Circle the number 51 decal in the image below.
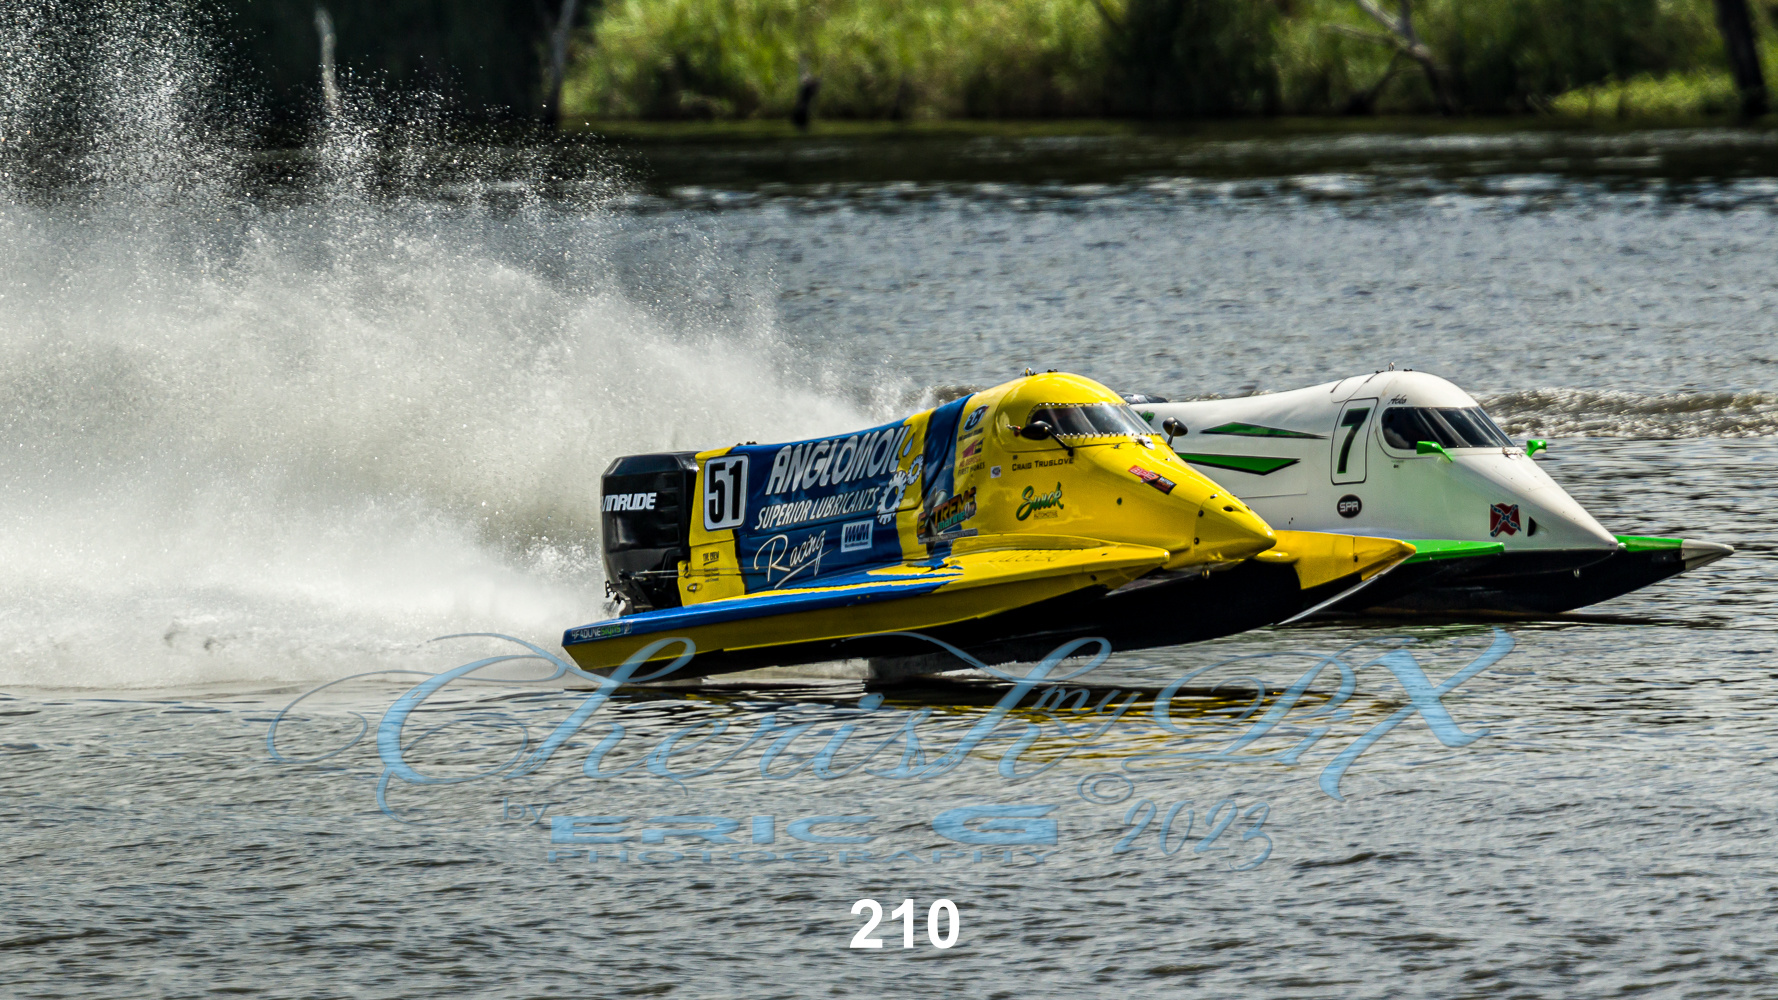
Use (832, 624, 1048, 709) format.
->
(703, 455, 749, 531)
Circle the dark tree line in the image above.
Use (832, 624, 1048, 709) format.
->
(29, 0, 1760, 124)
(1110, 0, 1767, 118)
(207, 0, 587, 122)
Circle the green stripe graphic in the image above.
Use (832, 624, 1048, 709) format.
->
(1200, 421, 1326, 440)
(1177, 453, 1300, 476)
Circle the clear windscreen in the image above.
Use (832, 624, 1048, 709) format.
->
(1381, 406, 1514, 450)
(1025, 402, 1154, 438)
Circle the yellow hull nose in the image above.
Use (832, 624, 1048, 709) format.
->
(1164, 494, 1277, 569)
(1255, 530, 1418, 591)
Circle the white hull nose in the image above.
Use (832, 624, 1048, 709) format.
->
(1681, 540, 1734, 571)
(1448, 452, 1619, 552)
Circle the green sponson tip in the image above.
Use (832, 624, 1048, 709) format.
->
(1400, 539, 1506, 564)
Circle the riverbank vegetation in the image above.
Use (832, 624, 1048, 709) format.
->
(561, 0, 1773, 120)
(1549, 37, 1778, 116)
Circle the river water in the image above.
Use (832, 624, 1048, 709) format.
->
(5, 15, 1778, 995)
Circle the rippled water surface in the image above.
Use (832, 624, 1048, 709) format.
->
(5, 21, 1778, 992)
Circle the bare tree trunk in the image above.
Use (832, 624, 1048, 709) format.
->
(1712, 0, 1768, 119)
(792, 57, 821, 130)
(313, 6, 341, 118)
(541, 0, 580, 127)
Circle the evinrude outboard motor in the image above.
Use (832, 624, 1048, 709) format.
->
(601, 452, 697, 613)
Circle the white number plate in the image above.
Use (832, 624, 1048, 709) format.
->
(702, 455, 748, 531)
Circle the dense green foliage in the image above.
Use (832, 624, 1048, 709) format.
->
(564, 0, 1109, 118)
(1276, 0, 1721, 114)
(563, 0, 1768, 119)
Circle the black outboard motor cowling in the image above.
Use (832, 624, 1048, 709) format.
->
(601, 452, 697, 613)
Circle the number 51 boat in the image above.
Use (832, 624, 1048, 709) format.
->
(566, 371, 1415, 677)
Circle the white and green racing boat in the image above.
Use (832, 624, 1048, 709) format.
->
(1124, 370, 1732, 615)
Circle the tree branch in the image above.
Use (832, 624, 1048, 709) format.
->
(1351, 0, 1403, 35)
(1323, 23, 1400, 48)
(541, 0, 581, 127)
(1340, 0, 1455, 113)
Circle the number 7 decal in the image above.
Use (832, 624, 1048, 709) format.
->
(1331, 400, 1374, 485)
(703, 455, 749, 531)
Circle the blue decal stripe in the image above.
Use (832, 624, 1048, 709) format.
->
(563, 576, 953, 646)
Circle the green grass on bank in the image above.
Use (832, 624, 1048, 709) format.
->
(1550, 38, 1778, 116)
(562, 0, 1770, 121)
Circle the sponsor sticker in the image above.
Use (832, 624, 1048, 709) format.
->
(840, 519, 873, 553)
(567, 621, 632, 643)
(962, 405, 988, 432)
(763, 425, 913, 497)
(603, 492, 658, 512)
(1016, 484, 1065, 521)
(697, 416, 920, 595)
(921, 487, 978, 536)
(990, 465, 1002, 478)
(753, 487, 883, 532)
(1127, 464, 1176, 495)
(875, 457, 923, 526)
(1337, 494, 1362, 518)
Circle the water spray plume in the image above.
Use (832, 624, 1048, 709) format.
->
(0, 1, 882, 689)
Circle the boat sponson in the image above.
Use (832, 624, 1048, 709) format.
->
(562, 541, 1172, 674)
(1324, 535, 1732, 616)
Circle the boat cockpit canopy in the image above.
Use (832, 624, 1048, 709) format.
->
(1025, 401, 1154, 439)
(1381, 406, 1514, 451)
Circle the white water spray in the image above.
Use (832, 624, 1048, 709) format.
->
(0, 3, 887, 688)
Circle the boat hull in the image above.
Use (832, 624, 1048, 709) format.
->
(563, 532, 1413, 679)
(1132, 372, 1734, 614)
(1317, 537, 1733, 616)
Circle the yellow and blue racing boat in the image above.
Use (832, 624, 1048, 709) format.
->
(566, 372, 1415, 678)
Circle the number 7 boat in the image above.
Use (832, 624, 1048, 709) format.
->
(1125, 370, 1732, 616)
